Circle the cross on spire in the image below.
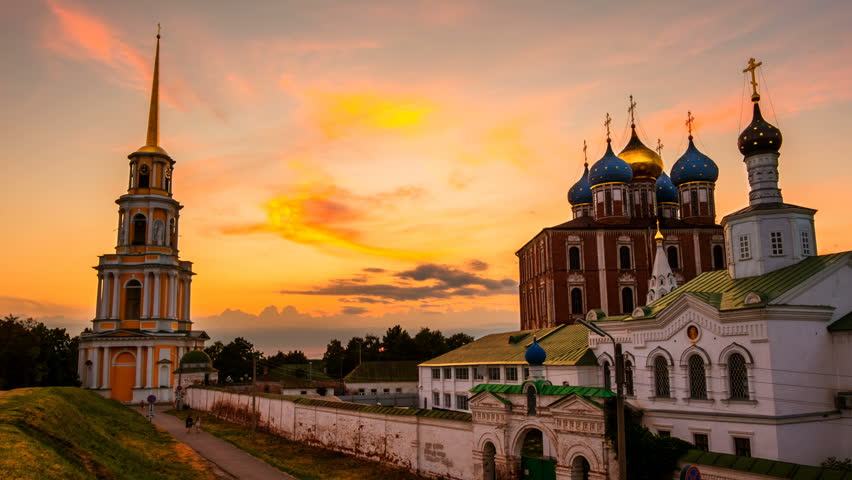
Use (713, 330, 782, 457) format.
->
(628, 95, 637, 127)
(656, 138, 663, 156)
(685, 111, 695, 139)
(743, 57, 763, 101)
(582, 139, 588, 166)
(604, 113, 612, 142)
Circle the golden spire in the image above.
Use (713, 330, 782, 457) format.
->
(146, 24, 161, 147)
(628, 94, 637, 128)
(582, 139, 588, 167)
(685, 111, 695, 139)
(654, 220, 663, 242)
(743, 57, 763, 102)
(604, 113, 612, 142)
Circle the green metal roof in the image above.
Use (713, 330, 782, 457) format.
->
(616, 252, 851, 321)
(470, 382, 615, 398)
(681, 449, 852, 479)
(343, 361, 419, 383)
(420, 324, 596, 367)
(828, 311, 852, 332)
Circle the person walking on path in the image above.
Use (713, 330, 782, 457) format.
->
(194, 416, 202, 433)
(185, 415, 194, 434)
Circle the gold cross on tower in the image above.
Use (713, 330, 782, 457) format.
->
(628, 95, 637, 127)
(685, 111, 695, 139)
(656, 138, 664, 156)
(582, 139, 588, 166)
(604, 113, 612, 141)
(743, 57, 763, 101)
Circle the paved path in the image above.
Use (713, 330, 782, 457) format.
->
(145, 405, 296, 480)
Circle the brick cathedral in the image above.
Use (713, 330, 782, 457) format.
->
(517, 105, 726, 329)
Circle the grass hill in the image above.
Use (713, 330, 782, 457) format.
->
(0, 387, 215, 480)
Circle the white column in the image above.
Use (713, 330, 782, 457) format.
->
(135, 346, 142, 388)
(146, 346, 154, 388)
(95, 274, 103, 318)
(183, 278, 191, 322)
(102, 347, 110, 389)
(142, 272, 150, 318)
(90, 347, 99, 388)
(111, 272, 120, 319)
(77, 348, 86, 386)
(153, 273, 161, 318)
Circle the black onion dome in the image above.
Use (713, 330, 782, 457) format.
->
(738, 102, 782, 157)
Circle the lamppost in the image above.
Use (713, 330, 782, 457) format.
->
(578, 317, 627, 480)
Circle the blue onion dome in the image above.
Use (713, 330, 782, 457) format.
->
(525, 337, 547, 366)
(568, 164, 593, 205)
(738, 101, 782, 157)
(589, 141, 634, 187)
(618, 127, 664, 179)
(670, 137, 719, 186)
(655, 172, 679, 204)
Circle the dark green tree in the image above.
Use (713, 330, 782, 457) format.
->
(413, 327, 448, 359)
(0, 315, 79, 389)
(322, 339, 346, 378)
(211, 337, 257, 383)
(382, 325, 416, 360)
(446, 332, 474, 350)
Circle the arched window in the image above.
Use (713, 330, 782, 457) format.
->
(690, 190, 699, 216)
(169, 218, 177, 248)
(164, 166, 172, 192)
(713, 245, 725, 269)
(602, 361, 611, 390)
(124, 280, 142, 319)
(132, 214, 147, 246)
(688, 355, 707, 399)
(667, 245, 679, 269)
(568, 246, 581, 270)
(526, 385, 537, 415)
(621, 287, 634, 313)
(605, 190, 613, 216)
(571, 456, 591, 480)
(625, 360, 634, 396)
(570, 288, 584, 314)
(619, 246, 631, 269)
(654, 356, 670, 397)
(728, 353, 749, 400)
(138, 163, 150, 189)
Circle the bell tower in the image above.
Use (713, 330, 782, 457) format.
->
(77, 27, 208, 403)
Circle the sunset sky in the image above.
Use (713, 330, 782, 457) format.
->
(3, 0, 852, 355)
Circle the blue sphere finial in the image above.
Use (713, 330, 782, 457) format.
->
(525, 337, 547, 366)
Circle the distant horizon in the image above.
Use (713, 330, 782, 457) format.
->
(3, 0, 852, 356)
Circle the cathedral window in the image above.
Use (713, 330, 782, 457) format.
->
(602, 361, 611, 390)
(605, 190, 613, 216)
(667, 246, 679, 269)
(124, 280, 142, 319)
(713, 245, 725, 269)
(169, 217, 177, 248)
(568, 246, 581, 270)
(738, 235, 751, 260)
(619, 246, 632, 269)
(131, 214, 147, 246)
(621, 287, 634, 313)
(640, 189, 648, 217)
(570, 288, 584, 315)
(526, 384, 537, 415)
(138, 163, 150, 189)
(625, 360, 634, 396)
(770, 231, 784, 256)
(800, 231, 811, 256)
(690, 190, 699, 216)
(688, 355, 708, 399)
(653, 356, 670, 397)
(728, 353, 749, 400)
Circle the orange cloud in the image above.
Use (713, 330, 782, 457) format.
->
(224, 184, 436, 261)
(305, 91, 435, 139)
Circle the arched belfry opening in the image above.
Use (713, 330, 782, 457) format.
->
(132, 214, 147, 245)
(124, 280, 142, 319)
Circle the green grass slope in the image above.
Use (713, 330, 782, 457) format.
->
(0, 387, 214, 480)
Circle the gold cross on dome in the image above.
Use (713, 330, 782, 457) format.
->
(604, 113, 612, 140)
(628, 95, 637, 126)
(582, 140, 588, 166)
(743, 57, 763, 98)
(656, 138, 664, 156)
(685, 111, 695, 137)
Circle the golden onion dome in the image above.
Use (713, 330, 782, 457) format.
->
(133, 144, 169, 156)
(618, 127, 664, 179)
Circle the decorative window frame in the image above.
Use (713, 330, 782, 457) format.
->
(738, 234, 751, 260)
(679, 345, 713, 402)
(619, 285, 636, 314)
(569, 285, 585, 316)
(567, 244, 583, 271)
(618, 243, 633, 270)
(769, 231, 784, 256)
(718, 343, 756, 404)
(646, 347, 675, 400)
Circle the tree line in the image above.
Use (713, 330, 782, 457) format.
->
(0, 315, 79, 389)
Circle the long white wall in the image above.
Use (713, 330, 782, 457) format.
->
(186, 387, 474, 479)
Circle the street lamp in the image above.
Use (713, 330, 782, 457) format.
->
(577, 317, 627, 480)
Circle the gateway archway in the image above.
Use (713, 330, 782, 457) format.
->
(517, 428, 556, 480)
(110, 351, 136, 402)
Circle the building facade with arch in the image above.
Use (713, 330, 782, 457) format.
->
(76, 32, 209, 403)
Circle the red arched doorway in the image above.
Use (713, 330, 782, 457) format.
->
(111, 351, 136, 402)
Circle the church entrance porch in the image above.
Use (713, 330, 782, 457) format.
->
(110, 351, 136, 402)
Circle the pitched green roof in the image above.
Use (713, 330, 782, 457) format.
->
(470, 383, 614, 398)
(420, 324, 596, 367)
(681, 449, 852, 479)
(828, 311, 852, 332)
(619, 252, 851, 321)
(344, 361, 419, 383)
